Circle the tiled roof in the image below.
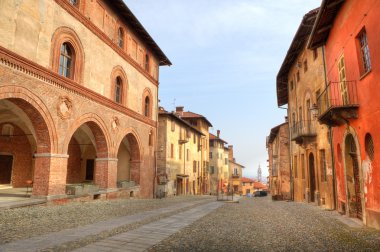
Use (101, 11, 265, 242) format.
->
(209, 133, 228, 144)
(159, 110, 205, 136)
(241, 177, 255, 183)
(181, 111, 213, 127)
(254, 182, 267, 190)
(267, 122, 287, 145)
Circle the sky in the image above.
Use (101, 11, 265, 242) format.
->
(125, 0, 321, 180)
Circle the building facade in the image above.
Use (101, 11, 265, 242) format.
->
(0, 0, 170, 200)
(156, 108, 204, 196)
(175, 107, 212, 194)
(267, 122, 291, 200)
(309, 0, 380, 229)
(209, 131, 229, 195)
(276, 8, 335, 209)
(228, 145, 244, 194)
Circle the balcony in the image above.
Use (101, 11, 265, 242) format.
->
(317, 81, 359, 126)
(291, 120, 317, 145)
(232, 174, 240, 179)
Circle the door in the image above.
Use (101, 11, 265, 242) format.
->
(0, 155, 13, 184)
(309, 153, 316, 202)
(338, 55, 348, 105)
(85, 159, 94, 181)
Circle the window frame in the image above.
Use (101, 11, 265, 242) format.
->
(356, 28, 372, 77)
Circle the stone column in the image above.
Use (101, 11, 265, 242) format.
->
(32, 153, 69, 198)
(94, 158, 118, 189)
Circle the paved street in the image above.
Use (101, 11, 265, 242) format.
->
(0, 196, 380, 251)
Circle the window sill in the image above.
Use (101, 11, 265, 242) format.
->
(360, 69, 372, 80)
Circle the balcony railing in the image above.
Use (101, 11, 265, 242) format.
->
(291, 120, 317, 145)
(317, 81, 359, 126)
(232, 174, 240, 178)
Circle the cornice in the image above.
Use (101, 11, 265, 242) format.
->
(0, 45, 157, 128)
(54, 0, 159, 86)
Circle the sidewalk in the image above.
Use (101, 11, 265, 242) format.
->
(0, 198, 219, 252)
(74, 201, 222, 252)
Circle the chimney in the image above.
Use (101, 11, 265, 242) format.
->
(175, 106, 184, 116)
(217, 130, 220, 138)
(228, 145, 234, 161)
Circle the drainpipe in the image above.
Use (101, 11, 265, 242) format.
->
(322, 45, 337, 210)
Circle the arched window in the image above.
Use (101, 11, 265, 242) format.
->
(118, 27, 124, 48)
(365, 133, 374, 161)
(145, 54, 150, 72)
(59, 43, 74, 79)
(144, 96, 150, 117)
(114, 77, 123, 103)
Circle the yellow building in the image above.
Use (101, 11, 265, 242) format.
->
(276, 9, 335, 209)
(157, 108, 204, 196)
(175, 107, 212, 194)
(209, 131, 229, 195)
(227, 145, 245, 194)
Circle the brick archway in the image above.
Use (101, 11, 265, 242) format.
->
(117, 129, 142, 185)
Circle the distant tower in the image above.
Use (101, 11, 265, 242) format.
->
(257, 164, 262, 182)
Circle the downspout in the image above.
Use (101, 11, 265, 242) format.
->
(322, 45, 337, 210)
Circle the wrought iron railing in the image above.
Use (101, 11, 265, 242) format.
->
(317, 81, 359, 117)
(291, 120, 317, 140)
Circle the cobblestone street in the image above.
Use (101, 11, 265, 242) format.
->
(1, 196, 380, 251)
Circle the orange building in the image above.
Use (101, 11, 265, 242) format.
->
(309, 0, 380, 229)
(241, 177, 255, 196)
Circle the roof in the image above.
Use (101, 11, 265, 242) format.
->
(181, 111, 213, 127)
(229, 159, 245, 169)
(276, 8, 319, 106)
(109, 0, 171, 66)
(253, 182, 267, 190)
(308, 0, 345, 49)
(267, 122, 287, 144)
(159, 110, 205, 136)
(209, 133, 228, 144)
(241, 177, 255, 183)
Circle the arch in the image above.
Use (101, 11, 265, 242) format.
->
(110, 66, 128, 106)
(142, 88, 153, 118)
(116, 128, 142, 185)
(63, 113, 110, 158)
(343, 132, 363, 220)
(0, 86, 57, 153)
(50, 26, 85, 83)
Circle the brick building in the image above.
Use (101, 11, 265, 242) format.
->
(276, 8, 335, 209)
(209, 131, 229, 195)
(309, 0, 380, 229)
(156, 108, 204, 196)
(0, 0, 170, 200)
(267, 122, 291, 200)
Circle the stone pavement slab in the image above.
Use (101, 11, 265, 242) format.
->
(73, 201, 223, 252)
(0, 199, 211, 252)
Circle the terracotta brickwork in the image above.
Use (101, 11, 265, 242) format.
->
(0, 0, 169, 199)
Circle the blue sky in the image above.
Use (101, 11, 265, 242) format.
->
(125, 0, 321, 180)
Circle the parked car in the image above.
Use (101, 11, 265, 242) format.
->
(254, 190, 267, 197)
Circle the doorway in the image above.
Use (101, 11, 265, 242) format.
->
(309, 153, 316, 202)
(85, 159, 94, 181)
(0, 155, 13, 184)
(345, 134, 362, 220)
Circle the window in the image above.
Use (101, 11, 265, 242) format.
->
(296, 71, 300, 82)
(117, 27, 124, 48)
(114, 77, 122, 103)
(365, 133, 374, 161)
(193, 133, 196, 144)
(233, 168, 238, 175)
(210, 141, 214, 147)
(209, 152, 213, 159)
(1, 124, 14, 136)
(148, 130, 153, 146)
(179, 145, 182, 160)
(320, 150, 327, 182)
(186, 149, 190, 161)
(290, 80, 294, 91)
(145, 54, 150, 72)
(59, 43, 73, 78)
(170, 144, 174, 158)
(210, 166, 215, 174)
(301, 154, 305, 179)
(338, 55, 348, 104)
(144, 96, 150, 117)
(313, 48, 318, 60)
(69, 0, 78, 6)
(193, 161, 197, 173)
(357, 29, 371, 75)
(304, 59, 308, 73)
(171, 120, 175, 132)
(225, 158, 228, 165)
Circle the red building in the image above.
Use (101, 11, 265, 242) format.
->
(309, 0, 380, 229)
